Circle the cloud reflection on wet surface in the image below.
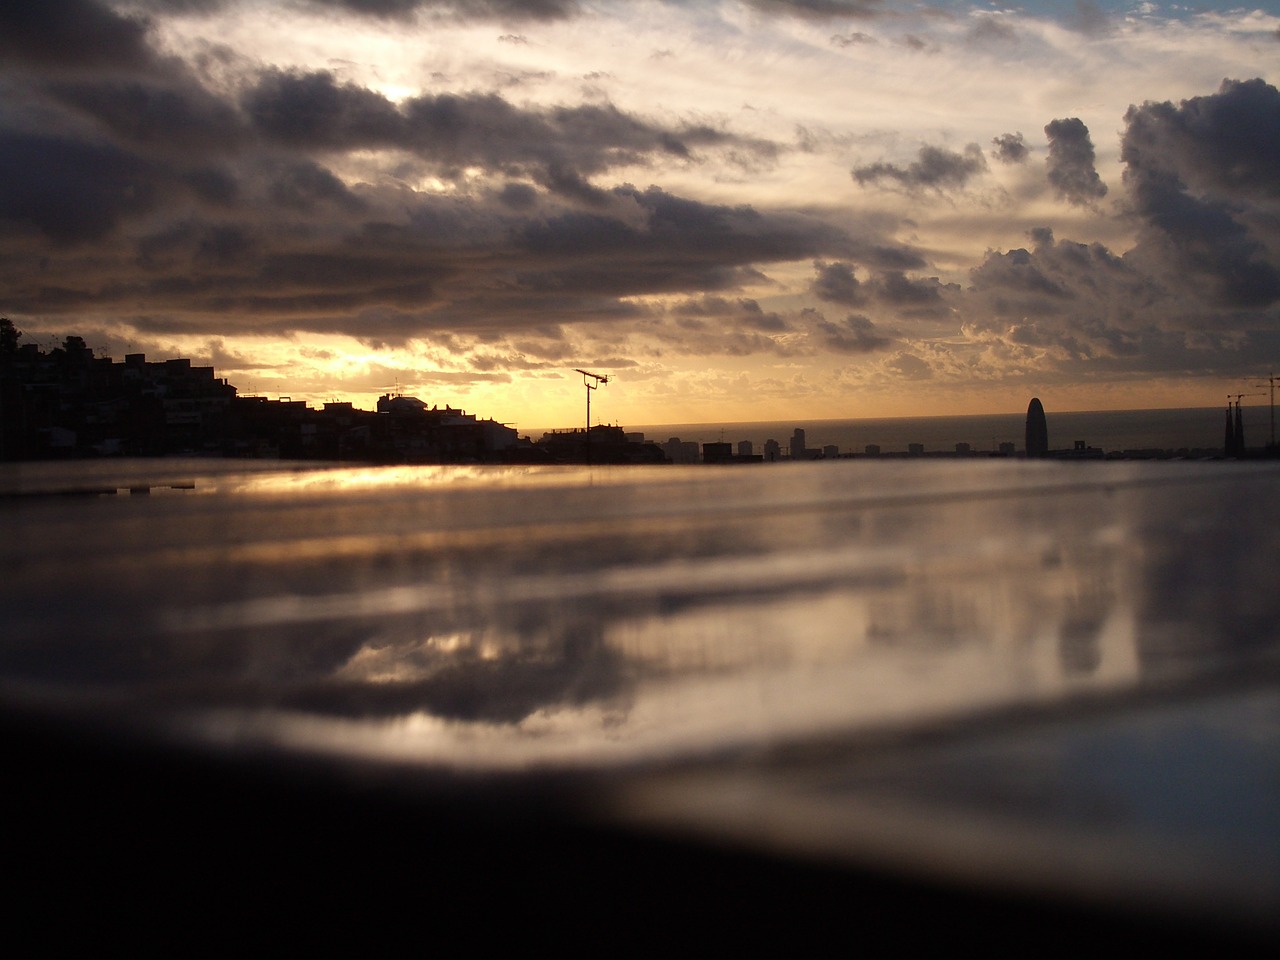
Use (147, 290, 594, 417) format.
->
(1, 459, 1268, 762)
(2, 458, 1277, 936)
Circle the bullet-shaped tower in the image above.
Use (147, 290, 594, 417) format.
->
(1026, 397, 1048, 458)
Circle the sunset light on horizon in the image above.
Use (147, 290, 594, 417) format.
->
(4, 1, 1279, 429)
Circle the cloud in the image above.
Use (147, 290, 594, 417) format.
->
(951, 79, 1280, 380)
(885, 351, 932, 380)
(300, 0, 581, 21)
(811, 261, 864, 305)
(0, 0, 156, 71)
(991, 132, 1028, 164)
(853, 144, 987, 192)
(813, 312, 892, 354)
(46, 75, 246, 154)
(0, 131, 167, 243)
(1121, 79, 1280, 309)
(1121, 78, 1280, 202)
(1044, 117, 1108, 206)
(3, 147, 866, 342)
(1063, 0, 1112, 38)
(744, 0, 888, 18)
(966, 14, 1018, 46)
(3, 2, 1276, 410)
(831, 32, 875, 47)
(282, 618, 633, 724)
(866, 271, 959, 318)
(958, 224, 1273, 381)
(239, 68, 773, 189)
(673, 295, 789, 332)
(2, 7, 846, 342)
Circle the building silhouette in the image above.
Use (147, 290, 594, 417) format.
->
(702, 441, 733, 464)
(790, 428, 806, 460)
(1026, 398, 1049, 458)
(0, 332, 538, 463)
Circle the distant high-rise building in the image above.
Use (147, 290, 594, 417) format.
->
(737, 440, 753, 458)
(702, 441, 733, 464)
(1026, 397, 1048, 458)
(763, 438, 781, 462)
(790, 428, 806, 460)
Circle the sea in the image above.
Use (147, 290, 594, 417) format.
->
(616, 406, 1270, 456)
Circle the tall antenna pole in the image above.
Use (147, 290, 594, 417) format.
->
(575, 369, 608, 464)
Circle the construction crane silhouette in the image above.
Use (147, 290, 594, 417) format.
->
(1229, 392, 1265, 409)
(576, 369, 609, 464)
(576, 369, 609, 433)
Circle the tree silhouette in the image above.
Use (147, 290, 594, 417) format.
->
(0, 318, 19, 356)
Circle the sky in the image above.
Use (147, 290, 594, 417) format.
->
(2, 1, 1279, 430)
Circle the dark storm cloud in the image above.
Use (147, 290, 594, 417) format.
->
(0, 0, 826, 339)
(861, 244, 928, 272)
(243, 69, 403, 149)
(1044, 117, 1107, 205)
(301, 0, 581, 21)
(867, 271, 959, 317)
(242, 69, 766, 187)
(812, 261, 864, 305)
(967, 242, 1077, 309)
(0, 131, 165, 243)
(4, 154, 865, 342)
(46, 76, 245, 154)
(519, 186, 855, 277)
(743, 0, 887, 16)
(0, 0, 156, 71)
(498, 182, 539, 210)
(956, 79, 1280, 378)
(853, 144, 987, 192)
(673, 295, 789, 332)
(267, 160, 365, 212)
(991, 132, 1028, 163)
(1122, 78, 1280, 201)
(31, 0, 1261, 392)
(1121, 79, 1280, 309)
(130, 0, 890, 24)
(811, 261, 957, 320)
(960, 227, 1275, 378)
(1124, 170, 1280, 308)
(814, 312, 892, 354)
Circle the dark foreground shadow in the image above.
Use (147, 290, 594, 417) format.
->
(4, 704, 1272, 955)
